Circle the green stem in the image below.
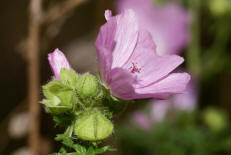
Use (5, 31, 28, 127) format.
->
(187, 0, 201, 78)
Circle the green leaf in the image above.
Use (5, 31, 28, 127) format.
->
(53, 113, 75, 126)
(94, 146, 117, 154)
(86, 146, 95, 155)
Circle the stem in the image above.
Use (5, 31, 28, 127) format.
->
(27, 0, 42, 154)
(187, 0, 201, 78)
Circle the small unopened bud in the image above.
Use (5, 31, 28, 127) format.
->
(77, 73, 100, 99)
(74, 109, 114, 141)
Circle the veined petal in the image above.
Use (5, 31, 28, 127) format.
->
(111, 9, 139, 68)
(95, 13, 117, 51)
(96, 47, 112, 84)
(48, 49, 71, 79)
(116, 0, 189, 55)
(132, 73, 190, 99)
(123, 30, 184, 87)
(100, 10, 138, 68)
(95, 9, 139, 83)
(95, 13, 116, 83)
(108, 68, 135, 100)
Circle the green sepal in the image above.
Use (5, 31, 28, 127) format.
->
(74, 110, 114, 141)
(76, 73, 100, 100)
(60, 68, 79, 88)
(42, 80, 74, 114)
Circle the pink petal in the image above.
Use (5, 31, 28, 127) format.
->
(95, 13, 117, 52)
(133, 73, 191, 99)
(48, 48, 71, 79)
(96, 47, 113, 84)
(95, 9, 139, 76)
(111, 9, 139, 68)
(116, 0, 189, 55)
(108, 68, 135, 100)
(123, 30, 184, 87)
(105, 10, 112, 21)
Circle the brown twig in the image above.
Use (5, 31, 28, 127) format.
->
(21, 0, 87, 154)
(27, 0, 42, 154)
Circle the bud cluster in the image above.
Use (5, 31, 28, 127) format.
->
(41, 68, 114, 142)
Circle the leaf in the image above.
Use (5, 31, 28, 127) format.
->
(86, 146, 95, 155)
(53, 113, 75, 126)
(94, 146, 117, 154)
(55, 128, 87, 155)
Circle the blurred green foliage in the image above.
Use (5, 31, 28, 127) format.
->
(118, 109, 231, 155)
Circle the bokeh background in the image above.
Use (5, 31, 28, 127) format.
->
(1, 0, 231, 154)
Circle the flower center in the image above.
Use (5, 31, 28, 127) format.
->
(129, 62, 141, 74)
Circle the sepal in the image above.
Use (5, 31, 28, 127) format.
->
(42, 80, 74, 114)
(74, 109, 114, 141)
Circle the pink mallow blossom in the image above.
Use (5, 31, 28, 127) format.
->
(48, 48, 72, 79)
(95, 9, 190, 100)
(116, 0, 189, 55)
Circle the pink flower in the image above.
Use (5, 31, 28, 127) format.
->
(48, 48, 72, 79)
(116, 0, 189, 55)
(95, 10, 190, 100)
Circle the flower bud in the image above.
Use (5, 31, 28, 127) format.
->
(77, 73, 100, 99)
(74, 110, 114, 141)
(42, 80, 74, 114)
(48, 49, 72, 79)
(60, 68, 79, 88)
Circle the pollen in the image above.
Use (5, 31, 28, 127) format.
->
(129, 63, 141, 73)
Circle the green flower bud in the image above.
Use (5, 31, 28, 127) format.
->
(60, 68, 79, 88)
(74, 110, 114, 141)
(77, 73, 100, 99)
(42, 80, 74, 114)
(203, 107, 228, 132)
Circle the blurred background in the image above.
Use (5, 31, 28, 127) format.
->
(0, 0, 231, 154)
